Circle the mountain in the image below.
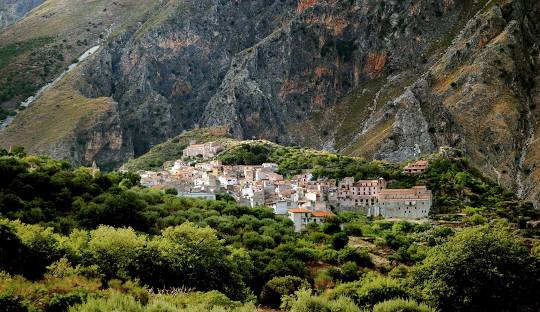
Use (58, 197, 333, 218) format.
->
(0, 0, 44, 29)
(1, 0, 540, 206)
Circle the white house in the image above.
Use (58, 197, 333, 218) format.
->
(272, 200, 297, 215)
(287, 208, 336, 232)
(288, 208, 313, 232)
(218, 175, 238, 187)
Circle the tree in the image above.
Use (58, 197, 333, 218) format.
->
(146, 222, 247, 300)
(339, 262, 359, 282)
(410, 223, 540, 312)
(164, 188, 178, 195)
(87, 226, 146, 281)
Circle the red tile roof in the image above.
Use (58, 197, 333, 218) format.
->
(312, 211, 336, 217)
(288, 208, 312, 213)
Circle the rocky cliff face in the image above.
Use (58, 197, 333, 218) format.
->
(352, 0, 540, 205)
(0, 0, 44, 29)
(74, 0, 468, 153)
(2, 0, 540, 205)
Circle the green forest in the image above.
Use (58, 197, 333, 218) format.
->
(1, 146, 540, 311)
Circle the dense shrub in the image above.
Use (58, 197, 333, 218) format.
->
(331, 232, 349, 250)
(373, 298, 435, 312)
(281, 289, 361, 312)
(259, 276, 309, 308)
(0, 294, 30, 312)
(330, 274, 409, 308)
(337, 247, 372, 267)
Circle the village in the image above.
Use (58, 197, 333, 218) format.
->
(137, 142, 433, 232)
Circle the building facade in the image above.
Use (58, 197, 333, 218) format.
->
(183, 142, 223, 159)
(371, 186, 432, 219)
(403, 160, 429, 174)
(287, 208, 335, 232)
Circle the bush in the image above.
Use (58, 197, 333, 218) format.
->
(373, 298, 435, 312)
(330, 274, 409, 308)
(344, 224, 363, 237)
(0, 294, 30, 312)
(281, 289, 361, 312)
(339, 262, 359, 282)
(467, 213, 487, 225)
(46, 291, 88, 312)
(338, 247, 372, 267)
(331, 232, 349, 250)
(259, 276, 309, 308)
(164, 188, 178, 195)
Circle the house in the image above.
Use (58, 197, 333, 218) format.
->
(311, 211, 336, 224)
(288, 208, 314, 232)
(262, 163, 279, 172)
(272, 200, 297, 215)
(292, 173, 313, 183)
(288, 208, 336, 232)
(218, 175, 238, 187)
(183, 142, 223, 159)
(403, 160, 429, 174)
(372, 186, 432, 219)
(255, 169, 283, 181)
(350, 178, 387, 208)
(241, 184, 265, 207)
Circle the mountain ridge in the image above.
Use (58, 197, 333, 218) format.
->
(1, 0, 540, 205)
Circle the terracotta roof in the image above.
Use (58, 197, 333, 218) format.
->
(311, 211, 336, 217)
(288, 208, 312, 213)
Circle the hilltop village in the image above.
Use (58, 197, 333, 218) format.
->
(135, 142, 432, 231)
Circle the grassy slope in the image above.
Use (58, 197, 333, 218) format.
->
(0, 0, 167, 152)
(122, 127, 235, 171)
(0, 0, 160, 108)
(0, 69, 115, 151)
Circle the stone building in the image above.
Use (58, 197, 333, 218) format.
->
(370, 186, 432, 219)
(337, 177, 386, 210)
(183, 142, 223, 158)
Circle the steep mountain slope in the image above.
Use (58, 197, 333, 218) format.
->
(0, 0, 44, 29)
(0, 0, 162, 110)
(1, 0, 540, 205)
(344, 0, 540, 205)
(0, 0, 471, 158)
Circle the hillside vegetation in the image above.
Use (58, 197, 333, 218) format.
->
(0, 147, 539, 311)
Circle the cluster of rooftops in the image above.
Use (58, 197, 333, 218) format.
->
(136, 142, 432, 232)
